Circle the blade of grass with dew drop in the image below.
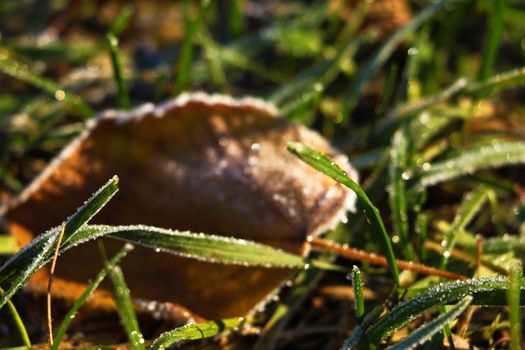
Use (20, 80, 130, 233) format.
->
(106, 33, 129, 110)
(340, 0, 459, 118)
(351, 266, 364, 320)
(507, 262, 522, 350)
(478, 0, 505, 81)
(389, 122, 414, 260)
(288, 142, 400, 284)
(0, 288, 30, 347)
(0, 56, 94, 119)
(108, 265, 145, 350)
(51, 244, 134, 350)
(357, 277, 525, 349)
(440, 186, 490, 269)
(387, 295, 473, 350)
(0, 176, 119, 308)
(150, 317, 247, 350)
(413, 140, 525, 187)
(97, 224, 304, 268)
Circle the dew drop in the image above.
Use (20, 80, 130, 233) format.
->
(250, 143, 261, 153)
(392, 235, 400, 244)
(408, 47, 419, 56)
(55, 90, 65, 101)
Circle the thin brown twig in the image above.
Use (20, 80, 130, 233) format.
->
(310, 237, 467, 280)
(47, 222, 66, 347)
(475, 235, 483, 275)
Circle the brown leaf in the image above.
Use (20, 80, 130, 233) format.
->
(2, 93, 357, 319)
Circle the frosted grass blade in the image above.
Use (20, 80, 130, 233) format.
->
(387, 296, 473, 350)
(108, 265, 145, 350)
(357, 277, 525, 349)
(151, 317, 246, 350)
(288, 142, 399, 284)
(413, 141, 525, 187)
(507, 263, 522, 350)
(351, 266, 364, 320)
(0, 176, 119, 309)
(389, 123, 414, 259)
(440, 187, 489, 269)
(102, 225, 304, 268)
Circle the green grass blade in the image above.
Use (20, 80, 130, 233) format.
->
(358, 277, 524, 349)
(0, 288, 31, 347)
(413, 140, 525, 187)
(150, 317, 247, 350)
(98, 224, 304, 268)
(106, 33, 130, 110)
(387, 295, 473, 350)
(340, 0, 456, 118)
(0, 176, 119, 308)
(227, 0, 244, 38)
(109, 5, 133, 37)
(108, 265, 144, 350)
(466, 66, 525, 95)
(175, 0, 212, 93)
(51, 244, 133, 350)
(440, 187, 490, 269)
(288, 142, 399, 284)
(478, 0, 505, 80)
(389, 123, 414, 259)
(507, 263, 522, 350)
(351, 266, 364, 320)
(0, 56, 94, 119)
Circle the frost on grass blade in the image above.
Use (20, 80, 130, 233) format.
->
(387, 296, 473, 350)
(413, 140, 525, 187)
(359, 277, 525, 348)
(288, 142, 399, 284)
(0, 176, 119, 310)
(103, 224, 304, 268)
(151, 317, 247, 350)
